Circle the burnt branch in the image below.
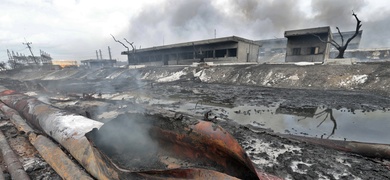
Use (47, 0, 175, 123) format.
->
(344, 11, 362, 48)
(336, 27, 344, 46)
(110, 34, 129, 52)
(312, 33, 340, 48)
(312, 11, 362, 58)
(123, 38, 136, 52)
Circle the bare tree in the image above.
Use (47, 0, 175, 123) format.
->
(314, 11, 362, 58)
(110, 34, 129, 51)
(123, 38, 137, 64)
(110, 34, 137, 64)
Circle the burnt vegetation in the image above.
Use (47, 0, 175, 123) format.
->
(314, 11, 362, 58)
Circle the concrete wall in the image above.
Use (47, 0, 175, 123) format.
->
(330, 49, 390, 60)
(128, 40, 259, 65)
(285, 34, 330, 63)
(237, 41, 259, 62)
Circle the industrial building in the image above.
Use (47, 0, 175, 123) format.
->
(80, 59, 117, 68)
(122, 36, 260, 65)
(284, 26, 332, 63)
(120, 28, 365, 65)
(257, 30, 363, 63)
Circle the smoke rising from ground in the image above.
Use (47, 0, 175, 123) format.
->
(116, 0, 389, 50)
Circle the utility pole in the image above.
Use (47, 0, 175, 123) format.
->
(23, 41, 38, 64)
(108, 46, 112, 60)
(96, 50, 99, 59)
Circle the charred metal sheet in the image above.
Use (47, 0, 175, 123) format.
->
(86, 113, 281, 180)
(0, 90, 281, 179)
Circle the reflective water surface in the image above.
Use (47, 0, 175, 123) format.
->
(164, 102, 390, 145)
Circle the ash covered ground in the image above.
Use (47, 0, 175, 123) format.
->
(0, 64, 390, 179)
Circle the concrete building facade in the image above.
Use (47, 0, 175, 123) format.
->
(122, 36, 260, 66)
(80, 59, 117, 68)
(284, 26, 332, 63)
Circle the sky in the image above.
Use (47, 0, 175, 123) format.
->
(1, 0, 390, 62)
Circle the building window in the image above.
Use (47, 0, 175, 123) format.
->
(215, 49, 226, 58)
(227, 48, 237, 57)
(308, 47, 319, 55)
(205, 50, 213, 58)
(292, 48, 301, 55)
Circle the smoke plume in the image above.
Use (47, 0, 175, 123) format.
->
(115, 0, 389, 50)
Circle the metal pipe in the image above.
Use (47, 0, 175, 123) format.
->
(29, 133, 94, 180)
(0, 128, 30, 180)
(0, 102, 93, 180)
(0, 91, 118, 180)
(0, 90, 281, 179)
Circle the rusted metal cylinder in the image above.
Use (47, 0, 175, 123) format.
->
(0, 102, 93, 179)
(28, 133, 93, 180)
(0, 129, 30, 180)
(0, 92, 118, 180)
(0, 102, 34, 134)
(0, 91, 281, 179)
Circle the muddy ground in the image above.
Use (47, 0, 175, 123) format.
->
(0, 64, 390, 179)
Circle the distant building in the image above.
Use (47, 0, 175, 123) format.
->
(256, 38, 287, 56)
(52, 60, 78, 68)
(7, 49, 52, 67)
(257, 30, 363, 63)
(284, 26, 332, 63)
(121, 36, 260, 65)
(256, 38, 287, 63)
(80, 59, 117, 68)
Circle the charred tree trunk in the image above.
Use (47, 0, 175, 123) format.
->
(313, 11, 362, 59)
(334, 12, 362, 58)
(336, 47, 347, 58)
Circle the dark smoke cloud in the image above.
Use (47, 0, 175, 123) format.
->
(311, 0, 366, 26)
(117, 0, 390, 49)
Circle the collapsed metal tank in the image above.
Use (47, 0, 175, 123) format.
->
(0, 90, 280, 179)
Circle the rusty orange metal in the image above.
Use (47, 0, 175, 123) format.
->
(29, 134, 94, 180)
(87, 113, 282, 179)
(0, 91, 118, 180)
(150, 120, 261, 179)
(0, 90, 15, 96)
(0, 101, 94, 179)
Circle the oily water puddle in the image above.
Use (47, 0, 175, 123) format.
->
(153, 100, 390, 145)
